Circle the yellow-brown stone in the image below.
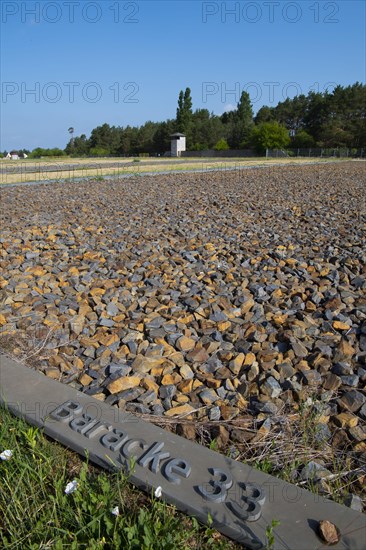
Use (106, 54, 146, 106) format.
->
(243, 352, 256, 366)
(79, 373, 93, 386)
(333, 321, 351, 331)
(334, 412, 358, 428)
(164, 404, 195, 417)
(107, 376, 141, 394)
(176, 336, 195, 352)
(178, 379, 194, 393)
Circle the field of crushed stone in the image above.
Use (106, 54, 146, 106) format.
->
(1, 162, 365, 500)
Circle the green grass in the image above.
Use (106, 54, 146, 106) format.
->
(0, 407, 238, 549)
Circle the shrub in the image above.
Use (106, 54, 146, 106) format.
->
(214, 138, 229, 151)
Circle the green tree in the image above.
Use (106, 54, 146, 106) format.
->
(135, 121, 161, 154)
(89, 123, 120, 155)
(214, 138, 229, 150)
(228, 91, 254, 148)
(176, 87, 193, 143)
(318, 122, 353, 148)
(274, 95, 308, 133)
(303, 91, 330, 143)
(117, 126, 139, 156)
(65, 134, 90, 156)
(291, 130, 315, 148)
(251, 121, 290, 153)
(190, 109, 225, 149)
(153, 119, 175, 154)
(254, 106, 274, 125)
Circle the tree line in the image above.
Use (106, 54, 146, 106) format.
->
(2, 82, 365, 158)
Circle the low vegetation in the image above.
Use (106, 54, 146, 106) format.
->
(0, 407, 238, 549)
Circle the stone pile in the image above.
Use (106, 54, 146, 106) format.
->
(0, 162, 365, 456)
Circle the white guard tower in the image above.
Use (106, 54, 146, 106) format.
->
(170, 133, 186, 157)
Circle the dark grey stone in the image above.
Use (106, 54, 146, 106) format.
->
(344, 494, 363, 513)
(99, 318, 115, 328)
(125, 403, 151, 415)
(106, 303, 119, 316)
(159, 385, 176, 399)
(340, 375, 359, 387)
(137, 389, 158, 405)
(107, 364, 131, 377)
(262, 377, 282, 398)
(208, 406, 221, 421)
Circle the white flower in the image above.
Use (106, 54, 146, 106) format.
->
(111, 506, 120, 516)
(154, 486, 162, 498)
(64, 480, 79, 494)
(0, 450, 13, 461)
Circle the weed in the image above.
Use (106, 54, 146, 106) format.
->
(265, 519, 280, 549)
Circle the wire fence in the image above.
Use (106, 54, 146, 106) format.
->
(266, 148, 365, 158)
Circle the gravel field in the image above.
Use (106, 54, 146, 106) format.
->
(1, 162, 366, 481)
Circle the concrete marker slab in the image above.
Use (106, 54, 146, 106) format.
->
(0, 353, 365, 549)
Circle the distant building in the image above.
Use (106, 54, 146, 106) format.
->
(170, 133, 186, 157)
(6, 151, 27, 160)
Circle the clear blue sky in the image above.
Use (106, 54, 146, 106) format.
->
(1, 0, 365, 151)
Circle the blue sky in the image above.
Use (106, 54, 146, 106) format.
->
(1, 0, 365, 151)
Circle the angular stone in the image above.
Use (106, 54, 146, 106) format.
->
(179, 364, 194, 379)
(300, 461, 332, 482)
(159, 384, 176, 399)
(176, 423, 196, 440)
(334, 412, 358, 429)
(220, 404, 239, 420)
(209, 406, 221, 420)
(302, 370, 322, 386)
(318, 520, 340, 544)
(177, 379, 194, 394)
(243, 352, 256, 366)
(333, 320, 351, 331)
(176, 336, 196, 352)
(211, 425, 229, 450)
(106, 302, 119, 316)
(107, 376, 141, 394)
(322, 373, 341, 391)
(199, 388, 218, 405)
(186, 347, 209, 363)
(132, 355, 165, 373)
(79, 373, 93, 386)
(164, 404, 195, 417)
(338, 390, 366, 413)
(262, 376, 282, 398)
(228, 353, 245, 375)
(69, 315, 85, 335)
(344, 494, 363, 513)
(348, 425, 366, 442)
(290, 338, 308, 358)
(337, 339, 355, 357)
